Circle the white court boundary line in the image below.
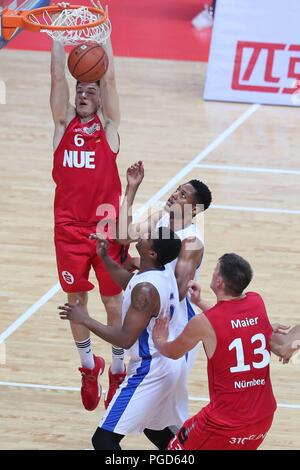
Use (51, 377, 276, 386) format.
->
(0, 381, 79, 392)
(195, 163, 300, 175)
(0, 380, 299, 410)
(211, 204, 300, 215)
(133, 104, 261, 220)
(188, 395, 300, 410)
(155, 201, 300, 215)
(0, 104, 260, 342)
(0, 283, 61, 342)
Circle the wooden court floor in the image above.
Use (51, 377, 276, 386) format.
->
(0, 49, 299, 450)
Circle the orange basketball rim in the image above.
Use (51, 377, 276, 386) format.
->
(1, 4, 108, 41)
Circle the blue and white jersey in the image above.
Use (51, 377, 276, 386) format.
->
(99, 266, 188, 435)
(156, 214, 204, 370)
(157, 213, 204, 282)
(157, 214, 204, 333)
(122, 267, 180, 361)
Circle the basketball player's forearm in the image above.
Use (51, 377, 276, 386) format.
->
(270, 325, 300, 358)
(160, 322, 202, 358)
(176, 245, 204, 301)
(156, 339, 187, 359)
(125, 182, 139, 208)
(197, 299, 212, 312)
(154, 315, 203, 358)
(101, 255, 132, 289)
(269, 333, 285, 357)
(51, 41, 67, 79)
(189, 295, 212, 312)
(117, 184, 139, 243)
(83, 317, 127, 348)
(100, 37, 120, 126)
(102, 36, 115, 78)
(176, 269, 195, 301)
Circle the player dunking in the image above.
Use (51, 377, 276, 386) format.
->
(50, 20, 126, 410)
(153, 253, 278, 450)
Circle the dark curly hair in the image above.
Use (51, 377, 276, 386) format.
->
(188, 180, 212, 211)
(152, 227, 182, 266)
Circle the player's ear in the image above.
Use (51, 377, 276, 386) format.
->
(192, 203, 202, 217)
(217, 275, 225, 290)
(149, 249, 157, 262)
(192, 204, 197, 217)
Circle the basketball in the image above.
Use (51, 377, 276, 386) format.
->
(67, 43, 109, 83)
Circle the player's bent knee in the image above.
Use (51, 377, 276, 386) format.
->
(68, 291, 88, 306)
(101, 294, 123, 325)
(101, 293, 122, 309)
(92, 427, 123, 450)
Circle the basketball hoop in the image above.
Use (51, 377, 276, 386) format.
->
(1, 4, 111, 44)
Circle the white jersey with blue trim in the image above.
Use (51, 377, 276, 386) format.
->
(122, 267, 181, 361)
(99, 266, 188, 435)
(157, 214, 204, 370)
(157, 213, 204, 281)
(157, 214, 203, 331)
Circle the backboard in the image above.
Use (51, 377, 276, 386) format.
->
(0, 0, 50, 48)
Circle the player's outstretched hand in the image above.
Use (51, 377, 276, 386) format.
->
(153, 312, 169, 350)
(280, 338, 300, 364)
(188, 280, 201, 305)
(127, 161, 144, 188)
(96, 240, 107, 259)
(58, 302, 88, 324)
(90, 233, 109, 259)
(91, 0, 106, 12)
(57, 2, 70, 9)
(96, 238, 108, 259)
(272, 323, 291, 335)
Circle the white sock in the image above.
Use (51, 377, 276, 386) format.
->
(111, 346, 125, 374)
(75, 338, 95, 369)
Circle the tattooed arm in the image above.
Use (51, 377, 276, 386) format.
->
(59, 281, 160, 349)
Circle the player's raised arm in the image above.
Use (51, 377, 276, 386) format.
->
(117, 161, 162, 244)
(92, 236, 133, 289)
(187, 280, 213, 312)
(98, 32, 120, 153)
(175, 237, 204, 301)
(50, 40, 75, 150)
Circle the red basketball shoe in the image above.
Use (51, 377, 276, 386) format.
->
(79, 355, 105, 411)
(104, 366, 126, 409)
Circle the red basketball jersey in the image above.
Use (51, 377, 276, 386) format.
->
(52, 115, 121, 226)
(201, 292, 276, 433)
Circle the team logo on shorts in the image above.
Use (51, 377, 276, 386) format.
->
(62, 271, 74, 284)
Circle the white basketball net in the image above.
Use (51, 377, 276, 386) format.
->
(29, 7, 111, 45)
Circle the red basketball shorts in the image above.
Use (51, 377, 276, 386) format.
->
(54, 224, 128, 296)
(167, 413, 274, 451)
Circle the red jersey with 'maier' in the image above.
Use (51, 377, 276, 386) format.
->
(52, 114, 121, 225)
(201, 292, 276, 433)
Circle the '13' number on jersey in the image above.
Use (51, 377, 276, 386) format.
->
(229, 333, 270, 373)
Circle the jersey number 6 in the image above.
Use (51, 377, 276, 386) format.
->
(74, 134, 85, 147)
